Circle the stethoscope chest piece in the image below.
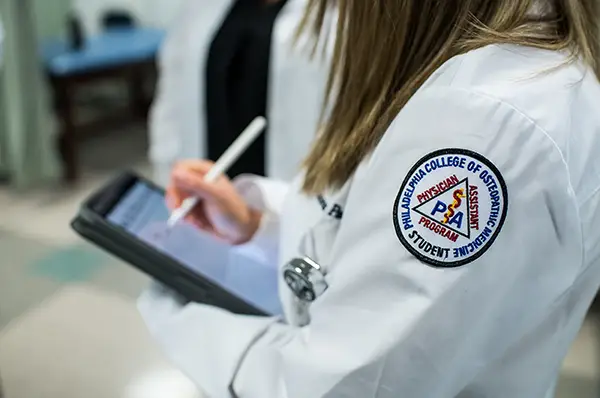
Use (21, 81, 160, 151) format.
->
(283, 257, 328, 302)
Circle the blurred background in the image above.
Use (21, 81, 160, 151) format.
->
(0, 0, 598, 397)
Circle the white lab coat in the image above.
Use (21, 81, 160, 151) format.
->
(149, 0, 331, 186)
(139, 44, 600, 397)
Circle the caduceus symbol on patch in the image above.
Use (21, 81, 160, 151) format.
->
(442, 188, 466, 224)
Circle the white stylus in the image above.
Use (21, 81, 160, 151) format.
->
(167, 116, 267, 228)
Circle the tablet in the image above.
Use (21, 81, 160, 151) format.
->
(71, 171, 282, 317)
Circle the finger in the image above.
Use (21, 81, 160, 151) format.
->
(167, 175, 205, 202)
(185, 214, 208, 230)
(165, 185, 178, 209)
(183, 212, 230, 243)
(211, 230, 230, 243)
(186, 202, 231, 239)
(191, 206, 215, 230)
(173, 160, 215, 176)
(172, 171, 227, 202)
(185, 213, 221, 237)
(172, 161, 230, 188)
(165, 184, 185, 210)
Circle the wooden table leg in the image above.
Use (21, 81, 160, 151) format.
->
(128, 67, 148, 118)
(54, 78, 78, 182)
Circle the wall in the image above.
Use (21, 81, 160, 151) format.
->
(142, 0, 185, 29)
(71, 0, 185, 36)
(30, 0, 184, 40)
(32, 0, 72, 39)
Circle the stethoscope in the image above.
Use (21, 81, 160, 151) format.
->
(282, 223, 330, 303)
(282, 257, 327, 302)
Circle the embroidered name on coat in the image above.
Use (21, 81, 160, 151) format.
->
(317, 195, 344, 220)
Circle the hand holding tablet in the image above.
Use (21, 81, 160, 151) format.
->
(71, 171, 281, 316)
(70, 117, 278, 316)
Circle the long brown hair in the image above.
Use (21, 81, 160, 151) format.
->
(299, 0, 600, 194)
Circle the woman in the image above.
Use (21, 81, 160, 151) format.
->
(140, 0, 600, 397)
(149, 0, 331, 185)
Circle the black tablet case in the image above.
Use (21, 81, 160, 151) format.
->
(70, 172, 270, 317)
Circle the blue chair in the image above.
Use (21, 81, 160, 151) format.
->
(42, 27, 165, 181)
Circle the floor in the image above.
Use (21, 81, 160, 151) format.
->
(0, 125, 599, 397)
(0, 125, 204, 398)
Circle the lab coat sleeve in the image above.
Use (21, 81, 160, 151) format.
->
(233, 175, 290, 266)
(139, 87, 582, 398)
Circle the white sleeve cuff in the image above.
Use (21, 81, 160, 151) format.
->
(151, 161, 173, 188)
(232, 174, 289, 212)
(232, 175, 289, 265)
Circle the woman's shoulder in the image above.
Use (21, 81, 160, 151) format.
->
(426, 45, 599, 128)
(446, 44, 599, 176)
(414, 44, 599, 148)
(427, 44, 595, 106)
(382, 44, 600, 204)
(402, 44, 598, 137)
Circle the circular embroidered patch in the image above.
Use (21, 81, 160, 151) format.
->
(393, 148, 508, 268)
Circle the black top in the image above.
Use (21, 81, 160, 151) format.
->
(205, 0, 288, 178)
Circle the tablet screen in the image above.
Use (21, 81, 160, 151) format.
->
(106, 180, 282, 315)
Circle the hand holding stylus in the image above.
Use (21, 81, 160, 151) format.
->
(165, 117, 267, 244)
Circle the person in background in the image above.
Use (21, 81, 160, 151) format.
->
(149, 0, 332, 186)
(141, 0, 600, 397)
